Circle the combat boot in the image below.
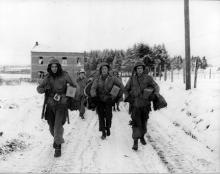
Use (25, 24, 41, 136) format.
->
(79, 113, 85, 119)
(106, 128, 111, 136)
(140, 136, 146, 145)
(132, 140, 138, 151)
(54, 144, 61, 157)
(101, 130, 106, 140)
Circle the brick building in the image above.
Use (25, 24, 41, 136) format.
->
(31, 42, 85, 81)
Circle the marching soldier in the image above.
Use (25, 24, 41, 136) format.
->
(37, 58, 77, 157)
(76, 69, 87, 119)
(90, 62, 124, 140)
(124, 61, 160, 151)
(112, 69, 123, 111)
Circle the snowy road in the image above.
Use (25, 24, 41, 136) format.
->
(0, 93, 219, 173)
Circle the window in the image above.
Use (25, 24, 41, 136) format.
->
(38, 57, 43, 65)
(62, 57, 67, 66)
(38, 71, 45, 78)
(77, 57, 80, 64)
(76, 57, 81, 66)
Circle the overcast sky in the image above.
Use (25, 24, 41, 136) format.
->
(0, 0, 219, 66)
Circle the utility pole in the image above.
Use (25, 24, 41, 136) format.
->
(184, 0, 191, 90)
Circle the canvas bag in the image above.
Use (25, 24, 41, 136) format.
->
(110, 85, 120, 98)
(66, 85, 79, 111)
(136, 77, 154, 100)
(66, 85, 76, 98)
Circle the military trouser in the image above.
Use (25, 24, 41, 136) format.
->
(45, 104, 67, 145)
(131, 106, 150, 140)
(96, 101, 113, 132)
(79, 96, 86, 116)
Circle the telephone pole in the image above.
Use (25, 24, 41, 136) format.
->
(184, 0, 191, 90)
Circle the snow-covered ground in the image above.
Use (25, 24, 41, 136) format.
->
(0, 71, 219, 173)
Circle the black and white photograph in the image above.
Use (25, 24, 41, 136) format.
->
(0, 0, 219, 173)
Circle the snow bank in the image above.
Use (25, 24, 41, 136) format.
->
(155, 77, 220, 155)
(122, 73, 220, 155)
(0, 82, 49, 158)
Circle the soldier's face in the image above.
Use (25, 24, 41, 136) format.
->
(51, 64, 58, 74)
(136, 66, 144, 75)
(101, 66, 108, 75)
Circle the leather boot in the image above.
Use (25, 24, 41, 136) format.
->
(132, 140, 138, 151)
(101, 130, 106, 140)
(106, 128, 111, 136)
(140, 136, 146, 145)
(54, 144, 61, 157)
(79, 113, 85, 119)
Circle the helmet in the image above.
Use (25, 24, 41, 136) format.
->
(133, 61, 145, 71)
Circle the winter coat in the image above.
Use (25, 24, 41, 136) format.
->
(90, 74, 124, 103)
(38, 71, 77, 105)
(124, 71, 159, 108)
(113, 74, 123, 102)
(90, 62, 124, 103)
(37, 58, 77, 118)
(76, 76, 87, 98)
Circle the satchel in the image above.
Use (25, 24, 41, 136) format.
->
(110, 85, 120, 98)
(152, 93, 167, 111)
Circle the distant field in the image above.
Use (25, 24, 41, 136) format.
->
(0, 73, 30, 80)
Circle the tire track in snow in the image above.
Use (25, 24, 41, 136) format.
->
(121, 103, 220, 173)
(147, 112, 220, 173)
(112, 105, 169, 173)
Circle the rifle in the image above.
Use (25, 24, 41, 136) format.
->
(67, 114, 70, 124)
(41, 91, 48, 119)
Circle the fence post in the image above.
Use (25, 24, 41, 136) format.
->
(209, 68, 211, 79)
(183, 59, 186, 84)
(194, 58, 198, 88)
(159, 65, 162, 81)
(171, 65, 174, 82)
(164, 64, 167, 81)
(154, 65, 157, 80)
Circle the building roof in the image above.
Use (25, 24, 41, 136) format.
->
(31, 42, 84, 53)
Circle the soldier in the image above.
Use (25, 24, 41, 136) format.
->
(90, 62, 124, 140)
(112, 69, 122, 111)
(124, 61, 160, 151)
(76, 69, 87, 119)
(37, 58, 77, 157)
